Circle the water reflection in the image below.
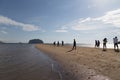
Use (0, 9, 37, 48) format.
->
(0, 44, 62, 80)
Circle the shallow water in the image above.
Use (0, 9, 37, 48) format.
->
(77, 43, 119, 49)
(0, 44, 63, 80)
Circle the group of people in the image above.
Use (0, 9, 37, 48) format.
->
(53, 36, 119, 52)
(53, 39, 77, 50)
(53, 41, 64, 47)
(95, 36, 119, 52)
(95, 40, 100, 48)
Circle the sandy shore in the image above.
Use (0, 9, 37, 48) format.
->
(36, 44, 120, 80)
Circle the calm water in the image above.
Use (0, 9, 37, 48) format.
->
(77, 43, 119, 49)
(0, 44, 64, 80)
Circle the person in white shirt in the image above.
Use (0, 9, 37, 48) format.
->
(113, 37, 119, 51)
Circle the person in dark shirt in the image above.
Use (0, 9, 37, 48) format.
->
(62, 41, 64, 46)
(97, 40, 100, 48)
(103, 38, 107, 51)
(95, 40, 97, 48)
(53, 41, 56, 46)
(72, 39, 76, 50)
(57, 41, 59, 47)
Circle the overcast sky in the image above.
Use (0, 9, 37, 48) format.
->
(0, 0, 120, 43)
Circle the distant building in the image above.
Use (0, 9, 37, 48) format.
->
(28, 39, 44, 44)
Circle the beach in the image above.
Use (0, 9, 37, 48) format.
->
(36, 44, 120, 80)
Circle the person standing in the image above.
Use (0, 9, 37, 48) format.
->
(57, 41, 59, 47)
(62, 41, 64, 46)
(53, 41, 56, 46)
(103, 38, 107, 51)
(72, 39, 76, 50)
(97, 40, 100, 48)
(95, 40, 97, 48)
(113, 37, 119, 51)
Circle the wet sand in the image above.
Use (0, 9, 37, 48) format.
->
(0, 44, 72, 80)
(36, 44, 120, 80)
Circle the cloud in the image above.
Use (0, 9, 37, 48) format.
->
(1, 30, 7, 34)
(71, 24, 98, 30)
(0, 15, 40, 31)
(61, 9, 120, 31)
(55, 29, 68, 32)
(95, 9, 120, 27)
(55, 26, 68, 32)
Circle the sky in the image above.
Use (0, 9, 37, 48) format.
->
(0, 0, 120, 44)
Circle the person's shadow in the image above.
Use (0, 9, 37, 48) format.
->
(115, 49, 119, 52)
(102, 49, 107, 51)
(67, 49, 74, 52)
